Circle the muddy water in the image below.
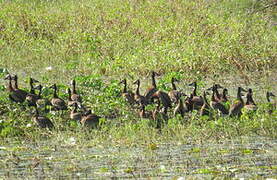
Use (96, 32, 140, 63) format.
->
(0, 136, 276, 179)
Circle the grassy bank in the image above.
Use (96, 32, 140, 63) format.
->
(0, 0, 276, 81)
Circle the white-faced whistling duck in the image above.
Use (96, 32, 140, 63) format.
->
(70, 80, 82, 103)
(12, 75, 28, 101)
(153, 90, 172, 114)
(4, 74, 23, 103)
(168, 77, 182, 104)
(220, 88, 229, 103)
(244, 88, 257, 111)
(139, 104, 152, 119)
(152, 99, 168, 129)
(70, 102, 82, 121)
(32, 105, 54, 129)
(266, 92, 276, 114)
(80, 109, 101, 128)
(188, 81, 204, 110)
(133, 79, 147, 106)
(119, 79, 135, 104)
(67, 88, 76, 107)
(49, 84, 67, 111)
(229, 87, 247, 117)
(210, 85, 229, 115)
(144, 71, 159, 103)
(34, 84, 51, 112)
(26, 78, 40, 106)
(185, 94, 194, 112)
(200, 91, 212, 116)
(174, 93, 186, 118)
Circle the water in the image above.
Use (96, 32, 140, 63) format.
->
(0, 136, 276, 179)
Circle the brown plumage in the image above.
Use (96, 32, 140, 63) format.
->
(70, 103, 82, 121)
(80, 110, 101, 128)
(152, 99, 168, 129)
(26, 78, 40, 106)
(168, 77, 181, 104)
(154, 90, 172, 114)
(144, 71, 159, 103)
(12, 75, 28, 102)
(188, 81, 204, 110)
(220, 88, 229, 103)
(174, 94, 186, 117)
(200, 91, 212, 116)
(32, 106, 54, 129)
(244, 88, 257, 111)
(229, 87, 247, 117)
(120, 79, 135, 104)
(133, 79, 147, 106)
(35, 85, 51, 112)
(49, 84, 67, 111)
(4, 74, 24, 103)
(139, 105, 151, 119)
(210, 85, 229, 115)
(70, 80, 82, 103)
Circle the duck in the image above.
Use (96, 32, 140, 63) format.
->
(133, 79, 147, 106)
(144, 71, 159, 104)
(210, 85, 229, 115)
(229, 87, 247, 117)
(26, 78, 40, 106)
(70, 80, 82, 103)
(80, 109, 101, 128)
(119, 79, 135, 104)
(67, 88, 76, 107)
(266, 92, 275, 114)
(168, 77, 181, 104)
(188, 81, 204, 110)
(49, 84, 67, 111)
(244, 88, 257, 111)
(174, 94, 186, 117)
(4, 74, 24, 103)
(32, 106, 54, 129)
(200, 91, 212, 116)
(34, 84, 51, 112)
(70, 102, 82, 121)
(153, 90, 172, 114)
(12, 75, 28, 102)
(139, 104, 152, 119)
(220, 88, 229, 103)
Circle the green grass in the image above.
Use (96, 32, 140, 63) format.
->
(0, 0, 276, 178)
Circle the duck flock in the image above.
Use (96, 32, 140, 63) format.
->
(2, 71, 276, 130)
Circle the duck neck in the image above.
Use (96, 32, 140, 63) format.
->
(123, 81, 127, 93)
(222, 90, 227, 100)
(53, 86, 58, 98)
(192, 83, 197, 96)
(171, 79, 177, 90)
(267, 94, 270, 103)
(14, 77, 19, 89)
(8, 78, 14, 91)
(29, 80, 35, 94)
(72, 82, 77, 94)
(152, 74, 156, 88)
(68, 90, 72, 101)
(214, 87, 220, 99)
(237, 88, 243, 103)
(135, 81, 140, 95)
